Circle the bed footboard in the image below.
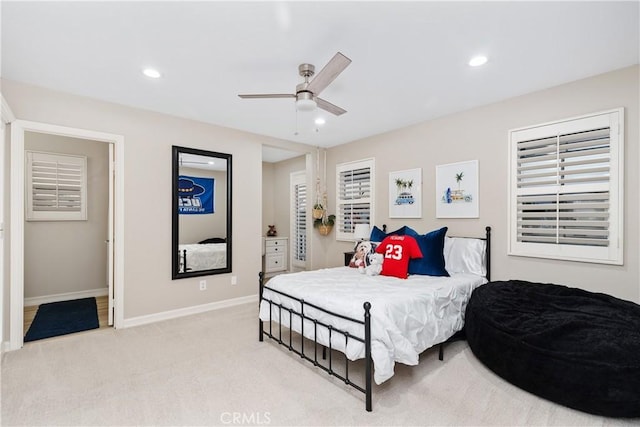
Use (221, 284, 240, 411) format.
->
(258, 271, 373, 412)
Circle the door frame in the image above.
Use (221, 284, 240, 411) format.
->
(1, 97, 16, 352)
(9, 120, 124, 350)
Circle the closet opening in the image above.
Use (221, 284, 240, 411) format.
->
(9, 120, 124, 350)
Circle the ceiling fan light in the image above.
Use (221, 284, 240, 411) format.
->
(296, 98, 317, 112)
(296, 91, 317, 111)
(142, 68, 162, 78)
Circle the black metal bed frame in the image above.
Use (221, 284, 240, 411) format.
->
(180, 249, 189, 273)
(258, 226, 491, 412)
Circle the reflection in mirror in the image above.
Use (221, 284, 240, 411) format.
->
(172, 146, 232, 279)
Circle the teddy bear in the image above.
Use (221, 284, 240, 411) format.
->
(363, 253, 383, 276)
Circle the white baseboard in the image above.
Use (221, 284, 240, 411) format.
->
(122, 294, 258, 329)
(24, 288, 108, 307)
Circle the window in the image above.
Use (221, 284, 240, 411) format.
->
(290, 171, 307, 268)
(508, 108, 623, 264)
(26, 151, 88, 221)
(336, 158, 375, 241)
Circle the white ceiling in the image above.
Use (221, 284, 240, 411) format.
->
(179, 152, 227, 171)
(2, 1, 638, 163)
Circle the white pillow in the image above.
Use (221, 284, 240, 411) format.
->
(444, 237, 487, 277)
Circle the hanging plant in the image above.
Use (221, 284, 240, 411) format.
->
(312, 203, 325, 219)
(312, 148, 332, 234)
(314, 214, 335, 236)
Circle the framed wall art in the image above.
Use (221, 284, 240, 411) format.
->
(436, 160, 479, 218)
(389, 168, 421, 218)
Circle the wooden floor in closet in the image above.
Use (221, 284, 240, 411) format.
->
(23, 295, 110, 337)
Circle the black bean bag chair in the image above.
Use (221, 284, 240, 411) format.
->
(465, 280, 640, 418)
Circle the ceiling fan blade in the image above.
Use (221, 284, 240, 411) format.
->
(316, 97, 347, 116)
(306, 52, 351, 96)
(238, 94, 295, 99)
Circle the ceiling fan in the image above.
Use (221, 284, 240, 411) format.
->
(238, 52, 352, 116)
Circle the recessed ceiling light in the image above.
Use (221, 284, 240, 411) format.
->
(469, 56, 488, 67)
(142, 68, 162, 78)
(208, 161, 215, 165)
(315, 118, 326, 125)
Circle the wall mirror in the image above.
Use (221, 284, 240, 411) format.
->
(172, 146, 232, 279)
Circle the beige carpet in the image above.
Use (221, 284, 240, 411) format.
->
(1, 302, 636, 426)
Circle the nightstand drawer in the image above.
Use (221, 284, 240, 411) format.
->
(265, 244, 286, 255)
(266, 238, 286, 247)
(265, 253, 286, 271)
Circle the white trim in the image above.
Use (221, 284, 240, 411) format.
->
(0, 94, 13, 354)
(9, 124, 25, 351)
(24, 288, 108, 307)
(9, 120, 125, 351)
(1, 95, 16, 124)
(122, 294, 257, 328)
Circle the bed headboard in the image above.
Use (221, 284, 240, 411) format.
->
(485, 226, 491, 281)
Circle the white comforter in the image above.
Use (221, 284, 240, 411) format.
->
(259, 267, 486, 384)
(179, 243, 226, 271)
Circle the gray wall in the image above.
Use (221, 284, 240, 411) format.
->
(317, 65, 639, 303)
(3, 63, 638, 343)
(2, 79, 287, 322)
(24, 133, 109, 299)
(271, 155, 306, 240)
(261, 162, 275, 237)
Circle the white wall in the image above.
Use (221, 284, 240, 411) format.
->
(24, 132, 108, 299)
(271, 155, 306, 240)
(2, 79, 293, 321)
(3, 63, 637, 341)
(261, 162, 275, 237)
(317, 65, 640, 303)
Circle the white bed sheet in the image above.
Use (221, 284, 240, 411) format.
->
(259, 267, 486, 385)
(179, 243, 226, 271)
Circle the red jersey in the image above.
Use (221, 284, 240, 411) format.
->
(375, 235, 423, 279)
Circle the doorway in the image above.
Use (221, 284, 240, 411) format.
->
(9, 120, 124, 350)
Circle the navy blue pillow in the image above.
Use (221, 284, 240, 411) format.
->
(407, 227, 449, 277)
(370, 225, 414, 242)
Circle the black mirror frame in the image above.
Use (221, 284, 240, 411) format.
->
(172, 145, 232, 279)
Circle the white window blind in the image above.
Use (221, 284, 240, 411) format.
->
(26, 151, 88, 221)
(336, 159, 374, 241)
(509, 109, 623, 264)
(290, 171, 307, 267)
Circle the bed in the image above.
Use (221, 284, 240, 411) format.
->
(178, 242, 226, 273)
(258, 226, 491, 411)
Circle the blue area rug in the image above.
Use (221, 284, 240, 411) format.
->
(24, 297, 99, 342)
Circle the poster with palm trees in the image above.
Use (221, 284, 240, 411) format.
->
(389, 168, 422, 218)
(436, 160, 479, 218)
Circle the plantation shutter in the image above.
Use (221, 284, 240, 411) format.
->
(336, 159, 375, 241)
(290, 171, 307, 268)
(509, 109, 622, 264)
(26, 151, 88, 221)
(293, 180, 307, 264)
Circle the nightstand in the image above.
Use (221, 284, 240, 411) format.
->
(344, 251, 354, 267)
(263, 237, 288, 276)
